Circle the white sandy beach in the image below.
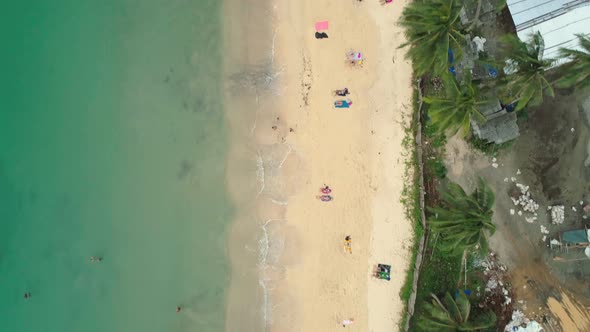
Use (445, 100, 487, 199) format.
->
(255, 0, 416, 331)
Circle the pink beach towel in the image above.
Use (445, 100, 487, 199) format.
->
(315, 21, 329, 31)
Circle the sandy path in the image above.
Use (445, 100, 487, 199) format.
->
(266, 0, 414, 331)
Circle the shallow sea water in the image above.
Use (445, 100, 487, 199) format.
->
(0, 1, 232, 331)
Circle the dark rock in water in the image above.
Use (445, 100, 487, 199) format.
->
(315, 32, 328, 39)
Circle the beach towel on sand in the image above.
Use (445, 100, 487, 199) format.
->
(315, 21, 329, 31)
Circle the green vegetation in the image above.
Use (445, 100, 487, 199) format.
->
(397, 2, 541, 331)
(426, 157, 447, 179)
(469, 136, 513, 156)
(398, 84, 424, 331)
(556, 34, 590, 90)
(499, 32, 554, 111)
(428, 178, 495, 254)
(418, 292, 496, 331)
(424, 74, 492, 137)
(399, 0, 465, 76)
(410, 235, 463, 331)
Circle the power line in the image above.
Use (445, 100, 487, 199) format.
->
(512, 0, 561, 17)
(542, 16, 590, 36)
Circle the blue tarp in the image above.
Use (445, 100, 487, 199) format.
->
(562, 229, 589, 244)
(484, 64, 498, 78)
(454, 289, 472, 298)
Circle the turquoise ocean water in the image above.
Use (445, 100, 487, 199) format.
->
(0, 1, 233, 331)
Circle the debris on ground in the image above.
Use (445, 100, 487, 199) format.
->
(510, 183, 539, 213)
(549, 205, 565, 224)
(479, 252, 514, 328)
(504, 310, 543, 332)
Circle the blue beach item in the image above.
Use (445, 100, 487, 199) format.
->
(454, 289, 472, 298)
(334, 99, 352, 108)
(484, 64, 498, 78)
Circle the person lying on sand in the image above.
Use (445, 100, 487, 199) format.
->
(344, 236, 352, 254)
(334, 88, 349, 96)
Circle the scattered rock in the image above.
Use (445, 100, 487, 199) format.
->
(550, 205, 565, 224)
(511, 183, 538, 213)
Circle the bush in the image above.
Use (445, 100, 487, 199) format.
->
(426, 158, 447, 179)
(469, 137, 513, 156)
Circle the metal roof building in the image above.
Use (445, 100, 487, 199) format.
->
(507, 0, 590, 62)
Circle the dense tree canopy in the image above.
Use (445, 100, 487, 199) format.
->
(428, 178, 495, 254)
(399, 0, 465, 76)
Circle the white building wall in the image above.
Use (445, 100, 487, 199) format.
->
(507, 0, 590, 63)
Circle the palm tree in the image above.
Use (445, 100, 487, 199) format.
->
(556, 34, 590, 90)
(399, 0, 465, 76)
(419, 291, 496, 331)
(499, 32, 554, 111)
(424, 73, 492, 137)
(428, 178, 495, 254)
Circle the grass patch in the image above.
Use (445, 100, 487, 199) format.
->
(409, 236, 463, 331)
(398, 82, 425, 331)
(425, 157, 447, 179)
(468, 136, 514, 156)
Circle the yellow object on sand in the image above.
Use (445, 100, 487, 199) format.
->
(344, 239, 352, 254)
